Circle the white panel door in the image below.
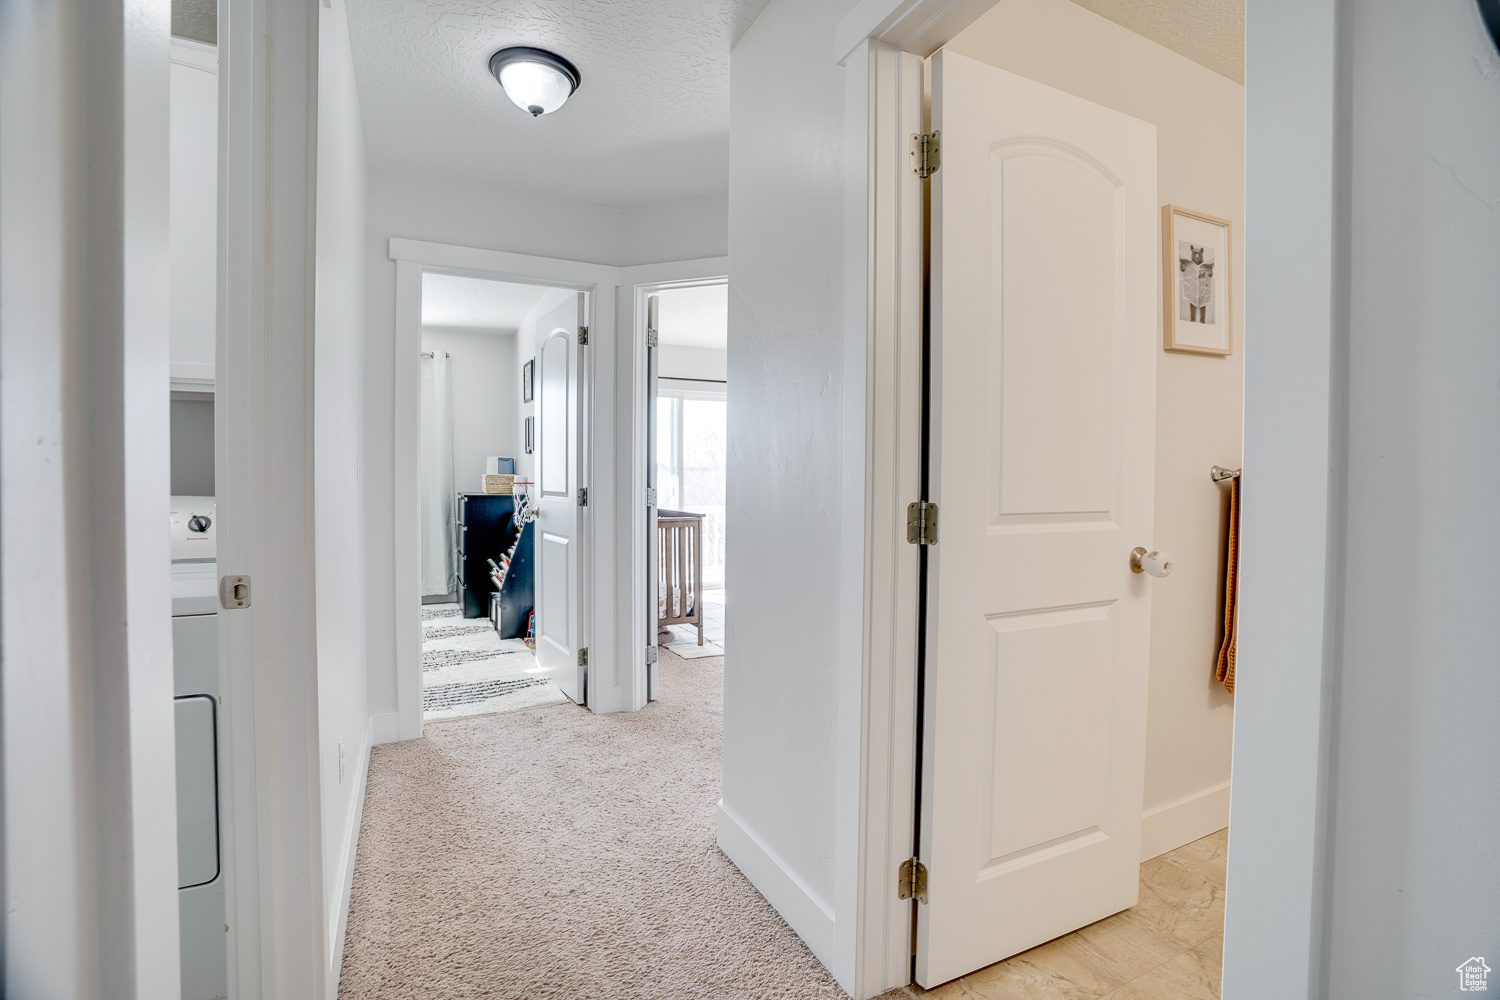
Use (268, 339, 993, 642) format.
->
(534, 292, 586, 704)
(645, 294, 661, 701)
(917, 51, 1159, 988)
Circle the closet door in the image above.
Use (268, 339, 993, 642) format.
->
(918, 50, 1160, 988)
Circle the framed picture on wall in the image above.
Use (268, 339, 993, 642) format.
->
(1162, 205, 1233, 356)
(524, 416, 534, 455)
(522, 358, 535, 402)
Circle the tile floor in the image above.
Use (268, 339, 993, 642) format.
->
(912, 829, 1227, 1000)
(664, 587, 726, 657)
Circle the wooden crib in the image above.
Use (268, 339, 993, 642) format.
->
(657, 509, 705, 645)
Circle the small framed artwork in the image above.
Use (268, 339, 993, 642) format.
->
(524, 416, 534, 455)
(522, 358, 535, 402)
(1162, 205, 1233, 356)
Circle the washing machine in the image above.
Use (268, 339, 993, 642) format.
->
(171, 496, 227, 1000)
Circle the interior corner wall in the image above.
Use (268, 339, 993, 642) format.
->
(1319, 4, 1500, 996)
(946, 0, 1245, 857)
(314, 0, 370, 987)
(722, 0, 856, 985)
(420, 326, 519, 495)
(623, 196, 730, 266)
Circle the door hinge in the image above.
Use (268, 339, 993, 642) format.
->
(646, 645, 658, 665)
(906, 501, 939, 545)
(578, 647, 589, 667)
(911, 131, 940, 178)
(646, 327, 658, 349)
(645, 486, 657, 506)
(898, 858, 928, 903)
(578, 487, 589, 507)
(578, 325, 589, 346)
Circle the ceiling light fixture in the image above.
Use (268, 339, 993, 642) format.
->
(488, 46, 581, 118)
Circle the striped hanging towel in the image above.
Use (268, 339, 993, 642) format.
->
(1216, 473, 1241, 692)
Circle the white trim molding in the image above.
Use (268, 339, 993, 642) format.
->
(386, 239, 728, 724)
(217, 0, 331, 992)
(1, 0, 179, 993)
(835, 0, 997, 63)
(834, 37, 928, 1000)
(620, 260, 731, 714)
(1222, 0, 1345, 997)
(716, 802, 837, 968)
(325, 714, 380, 998)
(1140, 782, 1232, 863)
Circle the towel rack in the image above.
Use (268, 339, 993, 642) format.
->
(1211, 465, 1240, 482)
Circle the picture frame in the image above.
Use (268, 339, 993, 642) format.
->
(1162, 205, 1233, 357)
(522, 358, 534, 402)
(524, 416, 534, 455)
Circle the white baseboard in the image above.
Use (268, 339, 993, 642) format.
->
(715, 800, 836, 970)
(325, 715, 377, 998)
(369, 711, 400, 746)
(1140, 780, 1231, 861)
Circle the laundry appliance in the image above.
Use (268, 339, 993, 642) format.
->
(171, 496, 227, 1000)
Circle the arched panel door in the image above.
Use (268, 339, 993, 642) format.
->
(533, 292, 586, 704)
(918, 51, 1159, 988)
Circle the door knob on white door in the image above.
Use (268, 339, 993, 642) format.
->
(1130, 547, 1173, 577)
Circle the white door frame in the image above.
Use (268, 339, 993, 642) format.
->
(836, 1, 1340, 997)
(390, 238, 609, 724)
(625, 267, 730, 694)
(388, 241, 729, 725)
(217, 0, 328, 993)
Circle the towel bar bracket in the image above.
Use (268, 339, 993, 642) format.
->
(1211, 465, 1241, 482)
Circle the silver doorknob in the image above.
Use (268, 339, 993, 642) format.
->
(1130, 547, 1174, 577)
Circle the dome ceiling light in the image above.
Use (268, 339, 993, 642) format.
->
(488, 46, 582, 118)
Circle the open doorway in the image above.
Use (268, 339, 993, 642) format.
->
(416, 272, 583, 720)
(648, 281, 730, 667)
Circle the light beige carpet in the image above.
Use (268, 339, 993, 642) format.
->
(339, 648, 908, 999)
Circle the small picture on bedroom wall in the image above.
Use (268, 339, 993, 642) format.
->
(522, 359, 534, 403)
(1163, 205, 1233, 356)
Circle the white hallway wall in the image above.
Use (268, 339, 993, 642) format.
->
(1318, 2, 1499, 995)
(1224, 2, 1500, 996)
(314, 0, 373, 989)
(362, 170, 727, 718)
(420, 326, 519, 497)
(946, 0, 1244, 858)
(721, 0, 858, 981)
(0, 0, 179, 993)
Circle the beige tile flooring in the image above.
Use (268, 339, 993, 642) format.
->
(911, 829, 1227, 1000)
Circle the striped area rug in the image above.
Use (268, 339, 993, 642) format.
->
(421, 604, 568, 721)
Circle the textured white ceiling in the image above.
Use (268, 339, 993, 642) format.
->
(1067, 0, 1244, 82)
(421, 273, 550, 331)
(655, 283, 727, 349)
(346, 0, 771, 208)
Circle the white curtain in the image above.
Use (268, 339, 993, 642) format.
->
(420, 352, 458, 597)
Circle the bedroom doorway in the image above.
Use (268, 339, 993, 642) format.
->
(644, 279, 730, 696)
(414, 270, 590, 721)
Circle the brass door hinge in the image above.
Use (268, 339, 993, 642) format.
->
(907, 501, 938, 545)
(911, 131, 940, 178)
(898, 858, 928, 903)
